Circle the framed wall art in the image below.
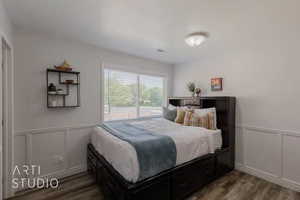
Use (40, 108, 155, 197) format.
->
(211, 78, 223, 91)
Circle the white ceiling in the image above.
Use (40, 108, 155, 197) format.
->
(3, 0, 243, 64)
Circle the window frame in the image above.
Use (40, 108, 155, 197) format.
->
(101, 64, 168, 122)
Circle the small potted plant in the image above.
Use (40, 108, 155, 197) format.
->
(187, 82, 196, 97)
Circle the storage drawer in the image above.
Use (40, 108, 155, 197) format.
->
(130, 177, 171, 200)
(87, 158, 97, 176)
(87, 148, 97, 165)
(216, 149, 234, 177)
(101, 167, 125, 200)
(87, 148, 100, 182)
(96, 164, 103, 185)
(172, 157, 215, 200)
(88, 154, 97, 167)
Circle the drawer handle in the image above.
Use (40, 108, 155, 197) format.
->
(179, 182, 188, 187)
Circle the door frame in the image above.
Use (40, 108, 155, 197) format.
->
(1, 34, 14, 198)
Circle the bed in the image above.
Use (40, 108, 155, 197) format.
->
(87, 96, 236, 200)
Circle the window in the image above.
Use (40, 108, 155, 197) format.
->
(104, 69, 165, 121)
(139, 75, 164, 117)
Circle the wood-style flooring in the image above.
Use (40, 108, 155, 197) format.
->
(9, 170, 300, 200)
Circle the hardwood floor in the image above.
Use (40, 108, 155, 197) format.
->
(10, 171, 300, 200)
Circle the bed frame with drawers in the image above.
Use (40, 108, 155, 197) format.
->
(87, 96, 236, 200)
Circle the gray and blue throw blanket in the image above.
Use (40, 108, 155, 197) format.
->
(99, 118, 177, 181)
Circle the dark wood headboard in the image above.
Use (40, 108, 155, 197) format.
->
(168, 96, 236, 150)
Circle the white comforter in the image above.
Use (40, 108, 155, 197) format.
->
(91, 118, 222, 182)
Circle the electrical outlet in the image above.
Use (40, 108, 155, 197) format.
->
(53, 155, 64, 164)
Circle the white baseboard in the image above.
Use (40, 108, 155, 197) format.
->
(235, 162, 300, 192)
(42, 164, 87, 180)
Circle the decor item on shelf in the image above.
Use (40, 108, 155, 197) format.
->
(185, 32, 209, 47)
(65, 79, 74, 84)
(183, 99, 199, 107)
(187, 82, 196, 97)
(49, 99, 57, 107)
(195, 88, 201, 97)
(211, 78, 223, 91)
(56, 89, 64, 94)
(48, 83, 56, 92)
(54, 60, 73, 71)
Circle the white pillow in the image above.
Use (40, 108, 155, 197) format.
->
(194, 107, 217, 129)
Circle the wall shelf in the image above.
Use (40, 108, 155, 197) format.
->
(48, 105, 80, 108)
(47, 68, 80, 108)
(48, 93, 68, 96)
(47, 68, 80, 74)
(59, 82, 79, 85)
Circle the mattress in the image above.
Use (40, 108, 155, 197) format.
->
(91, 118, 222, 183)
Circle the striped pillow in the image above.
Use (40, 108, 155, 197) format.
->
(207, 112, 217, 130)
(183, 111, 194, 126)
(194, 108, 217, 129)
(174, 109, 186, 124)
(191, 113, 209, 129)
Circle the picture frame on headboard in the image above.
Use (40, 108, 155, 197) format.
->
(211, 77, 223, 91)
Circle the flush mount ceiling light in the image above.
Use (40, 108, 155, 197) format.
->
(185, 32, 208, 47)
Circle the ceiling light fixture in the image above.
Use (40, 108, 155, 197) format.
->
(157, 49, 165, 53)
(185, 32, 208, 47)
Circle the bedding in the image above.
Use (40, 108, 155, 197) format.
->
(190, 113, 209, 128)
(99, 120, 176, 181)
(91, 117, 222, 183)
(168, 104, 177, 110)
(194, 107, 217, 129)
(183, 110, 194, 126)
(174, 108, 186, 124)
(162, 107, 177, 121)
(185, 112, 216, 130)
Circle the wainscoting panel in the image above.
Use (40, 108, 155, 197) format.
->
(236, 125, 300, 192)
(235, 127, 244, 165)
(14, 124, 300, 193)
(244, 129, 281, 176)
(14, 124, 95, 191)
(67, 127, 92, 168)
(282, 134, 300, 185)
(13, 135, 27, 179)
(31, 131, 66, 176)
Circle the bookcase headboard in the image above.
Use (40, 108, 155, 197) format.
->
(168, 96, 236, 150)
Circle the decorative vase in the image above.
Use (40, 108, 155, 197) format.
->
(195, 88, 201, 97)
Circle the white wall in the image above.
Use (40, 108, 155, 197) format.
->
(173, 0, 300, 192)
(0, 0, 13, 43)
(13, 30, 173, 189)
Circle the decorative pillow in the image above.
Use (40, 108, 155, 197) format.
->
(207, 112, 216, 130)
(194, 107, 217, 129)
(162, 107, 177, 121)
(168, 104, 177, 110)
(183, 111, 194, 126)
(191, 113, 209, 129)
(175, 108, 187, 124)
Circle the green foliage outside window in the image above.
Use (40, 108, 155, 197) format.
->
(105, 76, 163, 107)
